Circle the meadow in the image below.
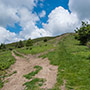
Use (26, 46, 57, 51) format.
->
(41, 35, 90, 90)
(1, 34, 90, 90)
(0, 51, 15, 88)
(16, 40, 55, 55)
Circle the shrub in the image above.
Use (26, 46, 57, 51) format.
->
(0, 43, 6, 50)
(75, 21, 90, 45)
(30, 48, 32, 50)
(15, 41, 24, 48)
(9, 48, 13, 51)
(18, 40, 24, 48)
(43, 39, 48, 42)
(26, 38, 33, 47)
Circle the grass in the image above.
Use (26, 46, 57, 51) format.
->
(24, 66, 42, 80)
(5, 36, 55, 51)
(16, 41, 55, 55)
(0, 51, 15, 88)
(24, 66, 44, 90)
(0, 51, 15, 70)
(0, 80, 3, 88)
(13, 50, 24, 57)
(1, 33, 90, 90)
(41, 35, 90, 90)
(24, 78, 45, 90)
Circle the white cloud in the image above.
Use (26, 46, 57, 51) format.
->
(30, 28, 51, 39)
(0, 0, 36, 10)
(39, 10, 46, 18)
(18, 8, 50, 39)
(0, 2, 19, 27)
(0, 0, 38, 27)
(0, 27, 18, 44)
(0, 0, 90, 44)
(69, 0, 90, 20)
(0, 0, 50, 44)
(43, 7, 79, 36)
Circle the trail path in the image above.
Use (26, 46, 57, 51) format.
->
(2, 51, 58, 90)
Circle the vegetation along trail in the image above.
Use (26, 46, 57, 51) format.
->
(1, 50, 58, 90)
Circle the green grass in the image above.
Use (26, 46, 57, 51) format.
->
(24, 66, 44, 90)
(24, 66, 42, 80)
(41, 35, 90, 90)
(5, 36, 55, 51)
(13, 50, 24, 57)
(16, 42, 55, 55)
(24, 78, 45, 90)
(0, 80, 3, 88)
(0, 51, 15, 88)
(0, 51, 15, 70)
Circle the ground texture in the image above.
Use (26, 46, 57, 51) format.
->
(1, 51, 58, 90)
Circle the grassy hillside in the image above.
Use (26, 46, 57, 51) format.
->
(41, 34, 90, 90)
(0, 51, 15, 88)
(0, 33, 90, 90)
(5, 36, 56, 50)
(0, 36, 56, 89)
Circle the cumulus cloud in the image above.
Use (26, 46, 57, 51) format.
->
(0, 27, 17, 44)
(39, 10, 46, 18)
(0, 0, 36, 10)
(0, 0, 37, 27)
(0, 2, 19, 27)
(18, 8, 50, 39)
(0, 0, 50, 44)
(30, 28, 51, 39)
(43, 7, 79, 36)
(69, 0, 90, 20)
(0, 0, 90, 44)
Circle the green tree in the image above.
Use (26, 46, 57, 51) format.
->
(75, 21, 90, 45)
(26, 38, 33, 47)
(0, 43, 6, 49)
(18, 40, 24, 48)
(43, 39, 48, 42)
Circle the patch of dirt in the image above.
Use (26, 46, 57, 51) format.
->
(1, 52, 34, 90)
(34, 58, 58, 89)
(61, 80, 66, 90)
(2, 51, 58, 90)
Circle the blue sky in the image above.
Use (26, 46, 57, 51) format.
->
(34, 0, 69, 27)
(0, 0, 90, 44)
(6, 0, 69, 33)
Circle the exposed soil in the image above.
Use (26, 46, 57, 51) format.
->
(1, 51, 58, 90)
(61, 80, 66, 90)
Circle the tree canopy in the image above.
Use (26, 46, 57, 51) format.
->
(26, 38, 33, 47)
(75, 21, 90, 45)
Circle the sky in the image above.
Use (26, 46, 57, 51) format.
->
(0, 0, 90, 44)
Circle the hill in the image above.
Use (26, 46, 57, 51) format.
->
(0, 33, 90, 90)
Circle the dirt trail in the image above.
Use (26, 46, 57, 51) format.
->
(61, 80, 66, 90)
(2, 51, 58, 90)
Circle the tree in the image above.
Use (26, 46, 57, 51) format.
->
(43, 39, 48, 42)
(15, 40, 24, 48)
(26, 38, 33, 47)
(75, 21, 90, 45)
(18, 40, 24, 48)
(0, 43, 6, 50)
